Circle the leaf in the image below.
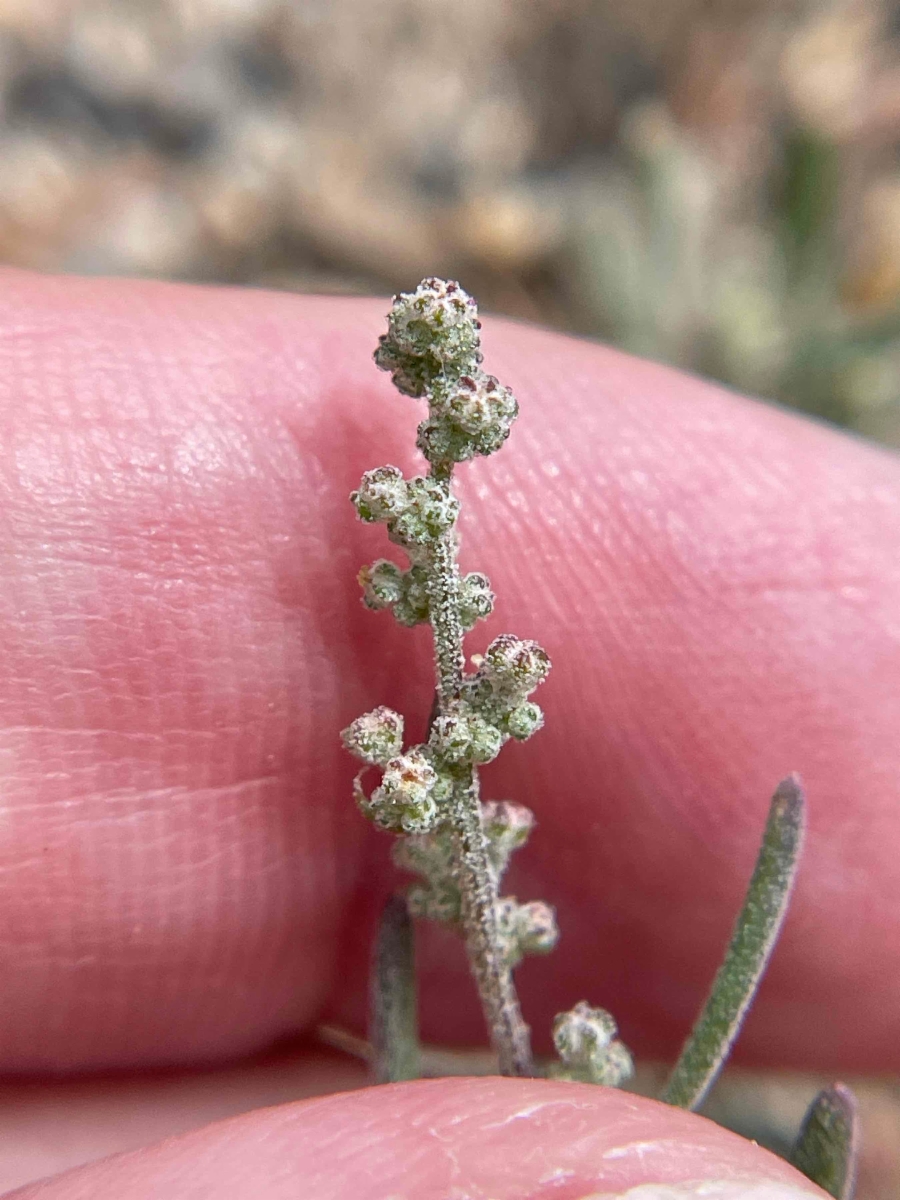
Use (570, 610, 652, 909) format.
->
(790, 1084, 859, 1200)
(369, 894, 420, 1084)
(661, 775, 806, 1110)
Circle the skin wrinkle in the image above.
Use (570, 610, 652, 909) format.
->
(0, 775, 282, 824)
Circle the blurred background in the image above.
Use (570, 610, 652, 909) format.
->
(1, 0, 900, 444)
(0, 0, 897, 1195)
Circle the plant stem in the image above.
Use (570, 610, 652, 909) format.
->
(426, 527, 466, 703)
(453, 769, 534, 1076)
(426, 471, 534, 1078)
(370, 895, 420, 1084)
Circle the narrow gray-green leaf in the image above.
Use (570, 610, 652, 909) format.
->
(790, 1084, 859, 1200)
(661, 775, 806, 1111)
(369, 894, 420, 1083)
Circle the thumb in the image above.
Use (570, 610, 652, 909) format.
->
(11, 1077, 826, 1199)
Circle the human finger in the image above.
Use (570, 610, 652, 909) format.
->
(0, 269, 896, 1073)
(7, 1077, 826, 1200)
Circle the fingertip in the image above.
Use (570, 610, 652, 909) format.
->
(10, 1078, 825, 1200)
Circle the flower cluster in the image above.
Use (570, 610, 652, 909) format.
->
(549, 1001, 634, 1086)
(417, 373, 518, 466)
(352, 467, 459, 555)
(460, 634, 550, 743)
(374, 278, 518, 470)
(342, 630, 549, 837)
(424, 633, 550, 769)
(374, 277, 482, 398)
(351, 460, 496, 631)
(359, 559, 493, 630)
(343, 708, 443, 835)
(394, 800, 559, 968)
(341, 706, 404, 767)
(496, 896, 559, 968)
(349, 743, 444, 836)
(343, 730, 561, 971)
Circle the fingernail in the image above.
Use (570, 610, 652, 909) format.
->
(582, 1181, 818, 1199)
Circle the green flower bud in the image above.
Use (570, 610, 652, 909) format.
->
(387, 476, 459, 548)
(505, 701, 544, 741)
(358, 559, 404, 611)
(351, 465, 408, 523)
(496, 896, 559, 968)
(553, 1000, 614, 1061)
(550, 1001, 634, 1087)
(443, 374, 516, 435)
(374, 278, 482, 398)
(481, 800, 535, 879)
(393, 564, 431, 626)
(429, 708, 503, 766)
(430, 768, 455, 806)
(416, 416, 476, 465)
(516, 900, 559, 956)
(458, 673, 496, 715)
(361, 748, 439, 835)
(482, 634, 551, 697)
(416, 374, 518, 466)
(458, 571, 494, 630)
(372, 339, 429, 400)
(597, 1040, 635, 1088)
(358, 561, 431, 625)
(341, 706, 404, 766)
(447, 373, 517, 448)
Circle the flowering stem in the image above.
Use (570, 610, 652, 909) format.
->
(452, 770, 534, 1076)
(346, 280, 558, 1085)
(427, 470, 534, 1077)
(425, 501, 466, 702)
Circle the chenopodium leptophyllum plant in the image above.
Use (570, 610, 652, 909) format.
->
(341, 277, 621, 1082)
(340, 280, 858, 1197)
